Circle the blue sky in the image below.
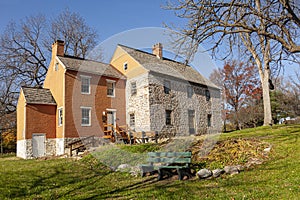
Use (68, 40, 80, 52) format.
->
(0, 0, 177, 38)
(0, 0, 298, 78)
(0, 0, 218, 77)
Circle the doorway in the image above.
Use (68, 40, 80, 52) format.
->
(188, 110, 195, 134)
(106, 109, 116, 131)
(32, 134, 45, 157)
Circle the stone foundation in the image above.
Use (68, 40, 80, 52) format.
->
(17, 138, 57, 159)
(45, 139, 56, 156)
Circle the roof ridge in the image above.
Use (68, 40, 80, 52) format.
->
(22, 86, 49, 90)
(118, 44, 191, 67)
(58, 55, 109, 65)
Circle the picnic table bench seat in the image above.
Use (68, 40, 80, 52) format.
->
(139, 152, 192, 180)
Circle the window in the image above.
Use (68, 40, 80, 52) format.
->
(123, 62, 128, 70)
(129, 113, 135, 128)
(205, 89, 211, 101)
(207, 114, 212, 127)
(54, 62, 59, 71)
(107, 80, 115, 97)
(188, 110, 195, 134)
(81, 76, 91, 94)
(131, 81, 137, 95)
(187, 86, 194, 98)
(81, 107, 91, 126)
(165, 110, 172, 125)
(58, 108, 63, 126)
(164, 80, 171, 94)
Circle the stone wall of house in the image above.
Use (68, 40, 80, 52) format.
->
(126, 73, 151, 131)
(45, 139, 56, 156)
(148, 73, 222, 137)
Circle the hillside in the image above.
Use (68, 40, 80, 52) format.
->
(0, 124, 299, 199)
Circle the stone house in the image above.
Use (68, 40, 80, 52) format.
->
(110, 43, 222, 137)
(16, 40, 221, 159)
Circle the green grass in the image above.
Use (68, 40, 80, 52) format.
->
(0, 124, 299, 199)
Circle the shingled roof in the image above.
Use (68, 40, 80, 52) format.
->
(22, 87, 56, 105)
(58, 56, 126, 79)
(118, 44, 219, 89)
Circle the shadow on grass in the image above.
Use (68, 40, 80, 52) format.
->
(6, 159, 113, 199)
(85, 176, 158, 199)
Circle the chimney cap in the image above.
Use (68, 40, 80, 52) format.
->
(53, 40, 64, 44)
(153, 43, 163, 48)
(52, 40, 65, 57)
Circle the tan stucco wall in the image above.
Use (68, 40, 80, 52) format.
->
(17, 90, 25, 140)
(44, 57, 65, 138)
(110, 46, 148, 78)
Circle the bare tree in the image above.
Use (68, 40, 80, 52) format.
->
(0, 9, 99, 116)
(0, 15, 48, 87)
(49, 9, 98, 58)
(166, 0, 300, 125)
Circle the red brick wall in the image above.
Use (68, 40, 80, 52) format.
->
(26, 104, 56, 139)
(65, 70, 126, 138)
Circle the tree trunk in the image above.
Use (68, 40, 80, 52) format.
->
(261, 74, 273, 126)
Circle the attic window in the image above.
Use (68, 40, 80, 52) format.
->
(54, 62, 59, 71)
(205, 89, 211, 101)
(187, 85, 194, 98)
(123, 62, 128, 70)
(164, 80, 171, 94)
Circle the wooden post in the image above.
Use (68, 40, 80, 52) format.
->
(155, 131, 158, 143)
(0, 126, 3, 155)
(142, 131, 145, 143)
(69, 144, 72, 157)
(129, 131, 132, 145)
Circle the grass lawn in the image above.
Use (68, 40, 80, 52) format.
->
(0, 124, 299, 199)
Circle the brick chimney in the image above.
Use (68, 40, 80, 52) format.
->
(52, 40, 65, 58)
(152, 43, 163, 59)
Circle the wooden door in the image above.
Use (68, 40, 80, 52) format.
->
(32, 134, 45, 157)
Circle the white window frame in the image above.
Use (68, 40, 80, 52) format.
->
(81, 75, 91, 94)
(129, 113, 135, 128)
(81, 106, 91, 126)
(131, 81, 137, 96)
(106, 79, 116, 97)
(58, 107, 63, 127)
(123, 62, 128, 70)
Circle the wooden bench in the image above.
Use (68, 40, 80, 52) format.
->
(139, 152, 192, 180)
